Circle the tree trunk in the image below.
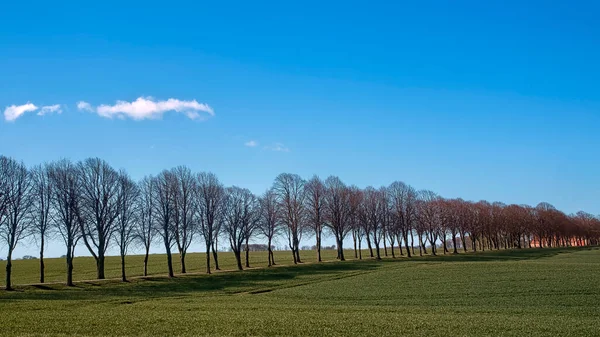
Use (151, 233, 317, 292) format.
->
(97, 253, 106, 280)
(418, 235, 425, 256)
(353, 231, 358, 259)
(66, 250, 74, 287)
(39, 236, 45, 283)
(452, 234, 458, 254)
(316, 231, 322, 262)
(234, 250, 243, 271)
(397, 234, 404, 256)
(359, 239, 363, 259)
(143, 246, 150, 276)
(267, 238, 273, 266)
(245, 238, 250, 268)
(383, 233, 388, 257)
(5, 250, 13, 291)
(121, 253, 127, 282)
(294, 236, 302, 263)
(366, 233, 374, 257)
(165, 245, 174, 278)
(180, 251, 187, 274)
(212, 239, 220, 270)
(403, 232, 412, 258)
(338, 236, 345, 261)
(205, 245, 211, 274)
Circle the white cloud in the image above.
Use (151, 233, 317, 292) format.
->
(3, 103, 38, 122)
(96, 97, 214, 120)
(265, 143, 290, 152)
(245, 140, 259, 147)
(38, 104, 62, 116)
(77, 101, 93, 112)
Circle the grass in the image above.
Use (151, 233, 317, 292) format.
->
(0, 248, 345, 285)
(1, 247, 599, 336)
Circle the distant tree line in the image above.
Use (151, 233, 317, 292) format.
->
(1, 155, 599, 290)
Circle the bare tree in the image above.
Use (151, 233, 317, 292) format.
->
(222, 186, 258, 270)
(388, 181, 417, 258)
(48, 160, 81, 286)
(359, 186, 384, 259)
(379, 187, 396, 258)
(135, 176, 155, 276)
(416, 190, 439, 255)
(171, 166, 196, 274)
(258, 188, 281, 266)
(243, 193, 260, 269)
(304, 175, 325, 262)
(195, 172, 224, 274)
(153, 171, 176, 278)
(29, 164, 53, 283)
(323, 176, 352, 261)
(0, 156, 33, 290)
(114, 171, 139, 282)
(77, 158, 121, 279)
(273, 173, 306, 264)
(211, 213, 224, 270)
(348, 186, 363, 259)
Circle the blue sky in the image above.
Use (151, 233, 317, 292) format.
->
(1, 1, 599, 257)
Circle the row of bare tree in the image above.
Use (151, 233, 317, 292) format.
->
(1, 155, 599, 290)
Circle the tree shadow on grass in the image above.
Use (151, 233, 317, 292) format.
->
(0, 260, 381, 302)
(383, 246, 596, 264)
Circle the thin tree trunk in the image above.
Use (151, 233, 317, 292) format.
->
(452, 233, 458, 254)
(397, 234, 404, 256)
(180, 251, 187, 274)
(353, 231, 358, 259)
(121, 253, 127, 282)
(366, 233, 374, 257)
(317, 231, 322, 262)
(245, 238, 250, 268)
(383, 232, 388, 257)
(338, 236, 345, 261)
(418, 235, 425, 255)
(234, 250, 243, 270)
(267, 238, 273, 267)
(66, 247, 74, 287)
(5, 250, 13, 291)
(212, 239, 220, 270)
(165, 245, 174, 278)
(295, 247, 302, 264)
(359, 239, 362, 259)
(205, 246, 211, 274)
(143, 246, 150, 276)
(39, 236, 45, 283)
(403, 232, 412, 258)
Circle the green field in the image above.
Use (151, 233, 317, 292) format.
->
(1, 247, 600, 336)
